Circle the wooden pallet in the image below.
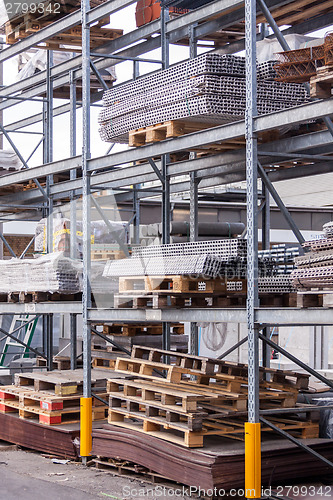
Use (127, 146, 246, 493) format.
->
(93, 457, 175, 485)
(118, 276, 246, 294)
(91, 250, 126, 262)
(107, 378, 248, 412)
(101, 323, 184, 336)
(0, 385, 107, 410)
(297, 290, 333, 308)
(92, 349, 130, 370)
(0, 400, 106, 425)
(108, 409, 318, 447)
(7, 291, 82, 304)
(5, 11, 123, 48)
(14, 369, 108, 396)
(128, 119, 245, 150)
(114, 291, 297, 310)
(109, 394, 207, 432)
(114, 357, 254, 393)
(129, 347, 309, 395)
(310, 66, 333, 98)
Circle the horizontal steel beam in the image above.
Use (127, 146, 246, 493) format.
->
(1, 99, 332, 189)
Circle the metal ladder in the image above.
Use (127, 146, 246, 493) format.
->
(0, 314, 38, 366)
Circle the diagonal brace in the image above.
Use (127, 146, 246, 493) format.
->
(90, 60, 109, 91)
(259, 332, 333, 389)
(148, 158, 164, 184)
(260, 416, 333, 469)
(0, 233, 16, 257)
(258, 161, 305, 246)
(0, 324, 46, 359)
(0, 124, 48, 200)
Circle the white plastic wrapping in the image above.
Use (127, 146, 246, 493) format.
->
(0, 252, 82, 294)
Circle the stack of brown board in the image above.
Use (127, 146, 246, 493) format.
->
(104, 348, 318, 448)
(92, 425, 333, 490)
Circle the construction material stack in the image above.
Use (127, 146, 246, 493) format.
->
(0, 369, 110, 425)
(103, 239, 296, 309)
(98, 54, 309, 144)
(104, 347, 317, 448)
(292, 221, 333, 307)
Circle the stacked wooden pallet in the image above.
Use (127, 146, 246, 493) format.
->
(4, 4, 123, 49)
(0, 369, 109, 425)
(104, 348, 318, 448)
(91, 323, 187, 370)
(115, 275, 297, 309)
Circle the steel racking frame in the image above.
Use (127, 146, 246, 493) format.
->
(0, 0, 332, 487)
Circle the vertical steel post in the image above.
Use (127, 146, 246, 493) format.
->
(262, 185, 271, 372)
(189, 28, 199, 356)
(70, 69, 78, 370)
(133, 61, 141, 247)
(81, 0, 92, 461)
(46, 51, 54, 253)
(47, 314, 53, 371)
(245, 0, 261, 497)
(161, 6, 170, 360)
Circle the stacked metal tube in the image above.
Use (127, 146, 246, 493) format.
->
(292, 222, 333, 289)
(98, 53, 309, 143)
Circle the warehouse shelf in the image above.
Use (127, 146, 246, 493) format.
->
(88, 307, 333, 326)
(0, 0, 332, 485)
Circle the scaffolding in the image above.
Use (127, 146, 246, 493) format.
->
(0, 0, 332, 492)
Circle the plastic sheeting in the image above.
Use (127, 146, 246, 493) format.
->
(34, 217, 128, 255)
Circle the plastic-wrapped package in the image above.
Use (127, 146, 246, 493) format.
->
(0, 149, 22, 172)
(34, 217, 128, 255)
(315, 397, 333, 438)
(16, 48, 116, 82)
(0, 252, 82, 294)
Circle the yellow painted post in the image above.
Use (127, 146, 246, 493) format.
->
(245, 422, 261, 499)
(80, 397, 92, 458)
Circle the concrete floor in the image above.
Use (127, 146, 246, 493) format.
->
(0, 445, 190, 500)
(1, 443, 333, 499)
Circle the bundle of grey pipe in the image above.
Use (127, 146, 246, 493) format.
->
(98, 53, 309, 143)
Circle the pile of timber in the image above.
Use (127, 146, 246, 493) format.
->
(103, 347, 318, 448)
(0, 369, 111, 425)
(91, 323, 187, 370)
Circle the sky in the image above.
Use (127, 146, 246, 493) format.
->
(1, 4, 332, 234)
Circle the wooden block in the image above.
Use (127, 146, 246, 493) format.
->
(39, 414, 62, 425)
(143, 420, 160, 432)
(40, 400, 63, 411)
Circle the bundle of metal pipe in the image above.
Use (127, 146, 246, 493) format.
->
(292, 223, 333, 288)
(98, 53, 309, 143)
(158, 221, 245, 237)
(259, 244, 299, 275)
(103, 254, 223, 278)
